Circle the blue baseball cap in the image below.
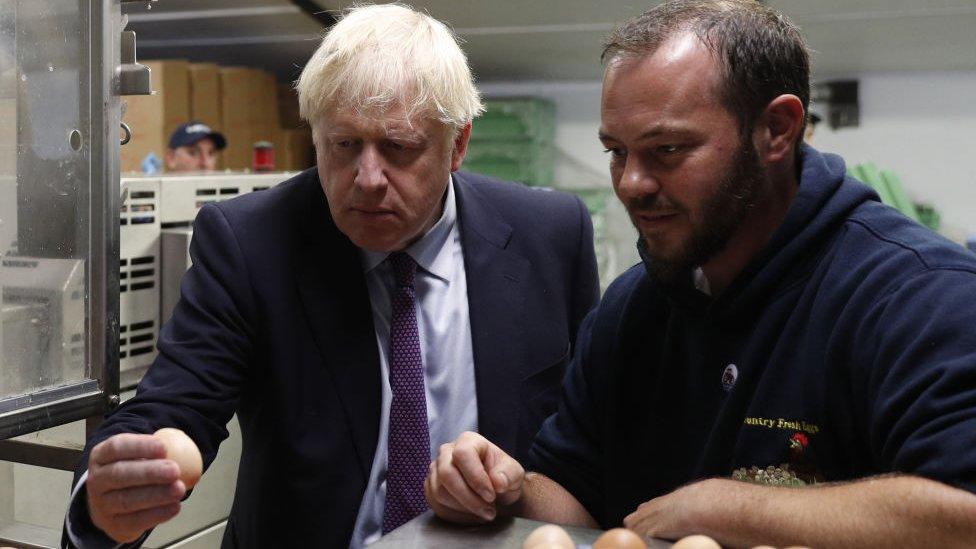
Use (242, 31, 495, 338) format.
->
(168, 121, 227, 150)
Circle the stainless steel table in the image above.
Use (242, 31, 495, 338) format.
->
(372, 512, 672, 548)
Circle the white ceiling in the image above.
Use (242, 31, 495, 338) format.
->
(125, 0, 976, 83)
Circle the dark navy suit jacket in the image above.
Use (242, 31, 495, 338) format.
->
(67, 169, 599, 548)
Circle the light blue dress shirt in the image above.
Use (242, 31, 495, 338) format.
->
(350, 176, 478, 548)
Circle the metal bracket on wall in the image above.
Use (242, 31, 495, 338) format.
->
(812, 80, 860, 130)
(120, 30, 153, 96)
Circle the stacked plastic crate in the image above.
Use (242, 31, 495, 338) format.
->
(849, 163, 941, 231)
(565, 185, 618, 289)
(465, 97, 556, 187)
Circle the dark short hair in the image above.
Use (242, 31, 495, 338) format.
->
(603, 0, 810, 154)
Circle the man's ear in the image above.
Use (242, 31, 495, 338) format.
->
(756, 94, 805, 164)
(450, 123, 472, 172)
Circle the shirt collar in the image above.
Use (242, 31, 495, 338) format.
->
(361, 175, 457, 282)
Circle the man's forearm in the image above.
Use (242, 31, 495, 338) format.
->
(693, 475, 976, 548)
(504, 472, 599, 528)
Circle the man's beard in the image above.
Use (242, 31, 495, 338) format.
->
(635, 138, 766, 286)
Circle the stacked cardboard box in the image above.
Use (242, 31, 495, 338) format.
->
(122, 60, 312, 173)
(219, 67, 255, 170)
(187, 63, 222, 168)
(189, 63, 222, 130)
(121, 60, 190, 173)
(276, 128, 314, 171)
(278, 83, 303, 129)
(276, 83, 314, 171)
(219, 67, 282, 170)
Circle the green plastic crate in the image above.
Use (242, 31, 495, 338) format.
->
(849, 163, 921, 221)
(879, 170, 921, 222)
(563, 187, 613, 239)
(463, 140, 554, 187)
(471, 98, 555, 143)
(915, 202, 941, 231)
(560, 187, 618, 291)
(849, 163, 893, 204)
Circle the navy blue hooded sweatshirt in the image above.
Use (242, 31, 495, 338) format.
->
(528, 145, 976, 528)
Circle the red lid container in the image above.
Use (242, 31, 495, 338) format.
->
(253, 141, 275, 172)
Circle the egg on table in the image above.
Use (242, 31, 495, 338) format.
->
(523, 524, 575, 549)
(671, 534, 722, 549)
(592, 527, 648, 549)
(153, 427, 203, 489)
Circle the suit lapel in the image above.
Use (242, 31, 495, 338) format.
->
(294, 175, 381, 479)
(454, 173, 530, 455)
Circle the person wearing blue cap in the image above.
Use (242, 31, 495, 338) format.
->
(165, 121, 227, 172)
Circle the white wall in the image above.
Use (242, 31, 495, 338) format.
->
(812, 72, 976, 238)
(482, 72, 976, 246)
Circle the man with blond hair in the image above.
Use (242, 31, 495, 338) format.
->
(63, 4, 598, 547)
(428, 0, 976, 546)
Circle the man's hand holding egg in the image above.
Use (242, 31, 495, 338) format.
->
(85, 428, 201, 543)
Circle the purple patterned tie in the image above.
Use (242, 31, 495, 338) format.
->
(382, 252, 431, 533)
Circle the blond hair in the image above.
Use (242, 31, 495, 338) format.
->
(296, 3, 484, 132)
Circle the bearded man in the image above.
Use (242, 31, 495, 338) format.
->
(426, 1, 976, 547)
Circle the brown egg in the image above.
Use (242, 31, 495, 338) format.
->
(751, 546, 778, 549)
(593, 527, 648, 549)
(671, 534, 722, 549)
(522, 524, 575, 549)
(153, 427, 203, 489)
